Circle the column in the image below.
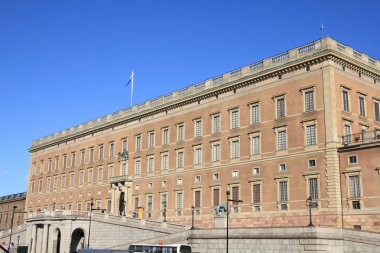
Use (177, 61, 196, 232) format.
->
(111, 185, 116, 214)
(41, 224, 49, 253)
(30, 225, 37, 253)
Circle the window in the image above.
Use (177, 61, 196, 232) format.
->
(162, 152, 169, 170)
(32, 163, 36, 175)
(177, 178, 183, 185)
(343, 122, 352, 144)
(81, 150, 85, 164)
(213, 173, 219, 181)
(53, 176, 58, 189)
(98, 167, 103, 181)
(121, 162, 127, 176)
(77, 203, 82, 212)
(88, 169, 93, 183)
(89, 148, 94, 163)
(213, 188, 220, 206)
(250, 133, 261, 155)
(147, 195, 153, 214)
(134, 197, 139, 212)
(161, 193, 167, 209)
(194, 146, 202, 165)
(135, 135, 142, 151)
(232, 170, 239, 178)
(148, 156, 154, 173)
(212, 142, 221, 162)
(279, 181, 288, 209)
(108, 164, 114, 178)
(177, 124, 184, 142)
(358, 95, 366, 117)
(275, 96, 286, 118)
(276, 128, 287, 151)
(149, 131, 155, 148)
(308, 159, 316, 168)
(55, 157, 59, 170)
(109, 142, 114, 158)
(304, 89, 315, 112)
(40, 161, 44, 173)
(162, 180, 167, 187)
(177, 192, 183, 209)
(48, 159, 52, 172)
(309, 178, 318, 200)
(71, 153, 76, 167)
(253, 167, 260, 175)
(98, 145, 104, 161)
(212, 113, 221, 133)
(374, 100, 380, 122)
(232, 186, 240, 204)
(177, 150, 184, 168)
(162, 127, 169, 145)
(343, 89, 350, 112)
(46, 177, 51, 191)
(148, 182, 153, 188)
(349, 175, 361, 198)
(348, 155, 358, 164)
(279, 163, 286, 172)
(250, 102, 260, 124)
(252, 184, 261, 204)
(230, 138, 240, 159)
(122, 138, 128, 151)
(194, 190, 201, 208)
(194, 175, 201, 183)
(230, 108, 239, 129)
(61, 175, 66, 188)
(79, 171, 84, 185)
(306, 124, 316, 146)
(194, 119, 202, 137)
(135, 184, 140, 190)
(135, 159, 141, 175)
(63, 155, 68, 168)
(70, 173, 75, 186)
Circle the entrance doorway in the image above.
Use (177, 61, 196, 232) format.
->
(70, 228, 85, 253)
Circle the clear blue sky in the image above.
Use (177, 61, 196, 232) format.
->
(0, 0, 379, 196)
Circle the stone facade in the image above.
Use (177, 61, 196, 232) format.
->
(0, 192, 26, 231)
(26, 37, 380, 233)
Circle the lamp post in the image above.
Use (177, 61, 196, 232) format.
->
(87, 198, 106, 249)
(52, 201, 56, 211)
(191, 206, 195, 229)
(226, 186, 242, 253)
(307, 196, 316, 227)
(8, 206, 26, 251)
(163, 201, 167, 222)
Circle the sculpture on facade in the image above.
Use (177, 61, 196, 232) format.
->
(212, 202, 228, 216)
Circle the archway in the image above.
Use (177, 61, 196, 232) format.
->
(119, 191, 125, 215)
(70, 228, 85, 253)
(53, 228, 61, 253)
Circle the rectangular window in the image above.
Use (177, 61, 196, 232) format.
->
(194, 119, 202, 137)
(98, 168, 103, 181)
(108, 164, 114, 178)
(149, 132, 155, 148)
(70, 173, 75, 186)
(122, 138, 128, 151)
(147, 195, 153, 213)
(277, 130, 287, 150)
(213, 188, 220, 205)
(252, 184, 261, 204)
(99, 145, 104, 160)
(195, 146, 202, 165)
(61, 175, 66, 188)
(309, 178, 318, 200)
(48, 159, 52, 172)
(306, 125, 316, 145)
(162, 153, 169, 170)
(81, 150, 85, 164)
(135, 159, 141, 175)
(121, 162, 127, 176)
(88, 170, 93, 183)
(55, 157, 59, 170)
(177, 151, 184, 168)
(148, 157, 154, 173)
(109, 142, 114, 158)
(89, 148, 94, 162)
(251, 135, 260, 155)
(194, 190, 201, 208)
(46, 178, 51, 191)
(177, 124, 184, 142)
(279, 181, 288, 202)
(343, 90, 350, 112)
(349, 155, 357, 164)
(344, 124, 352, 144)
(232, 186, 239, 204)
(231, 139, 239, 159)
(135, 135, 142, 151)
(277, 97, 285, 118)
(374, 100, 380, 122)
(161, 193, 167, 209)
(79, 171, 84, 185)
(305, 90, 315, 112)
(177, 192, 183, 209)
(162, 128, 169, 145)
(349, 175, 361, 198)
(212, 142, 221, 162)
(231, 109, 239, 129)
(359, 96, 366, 117)
(40, 161, 44, 173)
(134, 197, 139, 212)
(212, 114, 220, 133)
(53, 176, 58, 189)
(251, 103, 260, 124)
(63, 155, 67, 168)
(71, 153, 76, 167)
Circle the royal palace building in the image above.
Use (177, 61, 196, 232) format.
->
(26, 37, 380, 232)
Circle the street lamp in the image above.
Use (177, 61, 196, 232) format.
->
(163, 201, 167, 222)
(307, 196, 317, 227)
(191, 206, 195, 229)
(8, 206, 26, 251)
(52, 201, 56, 211)
(226, 186, 242, 253)
(87, 198, 106, 249)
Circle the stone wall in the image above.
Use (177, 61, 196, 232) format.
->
(0, 224, 27, 249)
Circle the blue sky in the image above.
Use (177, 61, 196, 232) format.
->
(0, 0, 379, 196)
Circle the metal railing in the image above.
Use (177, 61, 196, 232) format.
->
(342, 130, 380, 145)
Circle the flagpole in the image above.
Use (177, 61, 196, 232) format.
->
(131, 70, 134, 107)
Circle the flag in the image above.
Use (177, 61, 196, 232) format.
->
(126, 70, 134, 87)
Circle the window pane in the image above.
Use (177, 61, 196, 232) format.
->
(279, 181, 288, 202)
(309, 178, 318, 199)
(349, 176, 360, 198)
(277, 98, 285, 118)
(305, 90, 314, 112)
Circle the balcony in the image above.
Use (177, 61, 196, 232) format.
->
(341, 130, 380, 146)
